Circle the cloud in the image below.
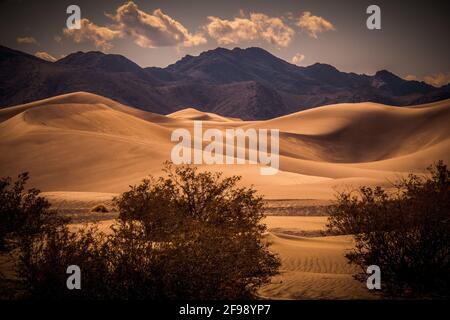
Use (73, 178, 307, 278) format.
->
(404, 74, 417, 81)
(423, 72, 450, 87)
(63, 18, 121, 50)
(17, 36, 37, 45)
(206, 12, 294, 47)
(296, 11, 335, 38)
(110, 1, 206, 48)
(35, 51, 57, 62)
(291, 53, 305, 65)
(62, 1, 205, 50)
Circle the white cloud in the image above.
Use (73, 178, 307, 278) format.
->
(110, 1, 206, 48)
(35, 51, 57, 62)
(404, 74, 417, 81)
(296, 11, 335, 38)
(62, 1, 205, 50)
(63, 18, 121, 50)
(424, 72, 450, 87)
(17, 36, 37, 45)
(206, 12, 294, 47)
(291, 53, 305, 65)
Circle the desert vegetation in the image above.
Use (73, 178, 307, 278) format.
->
(0, 164, 280, 299)
(90, 204, 109, 213)
(327, 161, 450, 298)
(1, 162, 449, 300)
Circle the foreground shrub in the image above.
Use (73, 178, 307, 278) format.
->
(327, 161, 450, 298)
(3, 164, 280, 299)
(113, 163, 280, 299)
(0, 172, 63, 252)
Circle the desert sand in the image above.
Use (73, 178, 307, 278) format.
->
(1, 91, 448, 198)
(1, 92, 449, 299)
(67, 216, 375, 299)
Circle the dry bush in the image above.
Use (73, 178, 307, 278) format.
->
(327, 161, 450, 298)
(1, 164, 280, 299)
(113, 163, 280, 299)
(90, 204, 109, 213)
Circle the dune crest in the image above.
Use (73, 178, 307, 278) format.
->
(168, 107, 242, 122)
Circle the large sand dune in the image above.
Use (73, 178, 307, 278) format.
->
(1, 91, 448, 198)
(1, 92, 448, 300)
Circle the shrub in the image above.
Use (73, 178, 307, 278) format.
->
(90, 204, 109, 213)
(15, 224, 110, 299)
(0, 172, 63, 252)
(327, 161, 450, 298)
(113, 163, 280, 299)
(5, 164, 280, 299)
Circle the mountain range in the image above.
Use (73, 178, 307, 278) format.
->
(1, 45, 449, 120)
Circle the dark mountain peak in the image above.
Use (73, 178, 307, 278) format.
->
(57, 50, 105, 64)
(58, 50, 112, 65)
(198, 47, 230, 58)
(172, 53, 195, 66)
(372, 69, 436, 93)
(232, 46, 271, 55)
(0, 44, 45, 62)
(57, 50, 144, 74)
(182, 46, 280, 63)
(233, 47, 284, 64)
(374, 69, 402, 82)
(307, 63, 340, 73)
(166, 47, 235, 76)
(301, 63, 355, 87)
(182, 54, 194, 60)
(208, 47, 230, 53)
(166, 46, 293, 84)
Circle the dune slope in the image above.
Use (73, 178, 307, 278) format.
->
(0, 92, 449, 198)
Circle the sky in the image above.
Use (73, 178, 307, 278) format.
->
(0, 0, 449, 86)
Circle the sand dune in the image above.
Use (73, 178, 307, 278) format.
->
(0, 92, 449, 198)
(2, 93, 446, 300)
(259, 233, 375, 299)
(0, 92, 173, 124)
(256, 102, 450, 163)
(168, 107, 242, 122)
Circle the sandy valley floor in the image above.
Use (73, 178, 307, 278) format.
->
(261, 216, 376, 299)
(67, 213, 377, 300)
(60, 197, 377, 300)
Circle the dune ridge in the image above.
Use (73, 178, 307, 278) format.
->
(168, 107, 242, 122)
